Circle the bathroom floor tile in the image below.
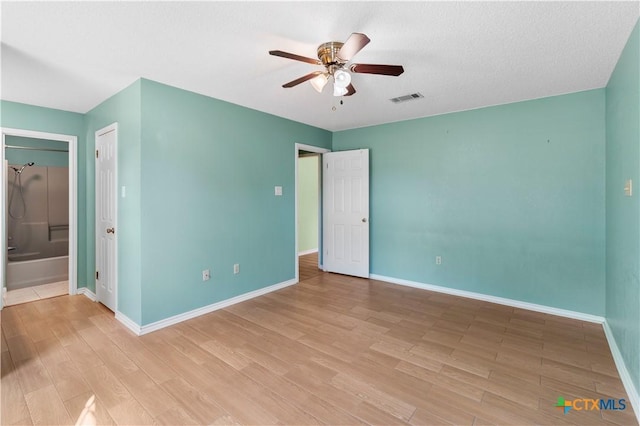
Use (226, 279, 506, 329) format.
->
(33, 281, 68, 299)
(4, 281, 68, 307)
(4, 288, 39, 306)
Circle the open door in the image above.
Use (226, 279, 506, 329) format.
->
(322, 149, 369, 278)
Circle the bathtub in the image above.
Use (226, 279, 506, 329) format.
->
(6, 255, 69, 290)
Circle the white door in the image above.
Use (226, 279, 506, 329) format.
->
(95, 124, 117, 312)
(323, 149, 370, 278)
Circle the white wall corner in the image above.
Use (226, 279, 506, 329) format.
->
(603, 321, 640, 425)
(77, 287, 96, 302)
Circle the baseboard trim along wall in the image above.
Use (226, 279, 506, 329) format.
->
(115, 311, 141, 335)
(603, 321, 640, 425)
(298, 248, 319, 256)
(112, 278, 298, 336)
(370, 274, 605, 324)
(371, 273, 640, 423)
(77, 287, 96, 302)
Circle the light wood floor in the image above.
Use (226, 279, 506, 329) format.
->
(1, 253, 637, 425)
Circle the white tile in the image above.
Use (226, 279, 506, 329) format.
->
(5, 281, 69, 306)
(5, 287, 39, 306)
(33, 281, 68, 299)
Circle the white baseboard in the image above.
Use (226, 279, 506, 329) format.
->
(298, 248, 319, 256)
(369, 274, 605, 324)
(603, 321, 640, 424)
(77, 287, 96, 302)
(134, 278, 298, 336)
(115, 311, 142, 335)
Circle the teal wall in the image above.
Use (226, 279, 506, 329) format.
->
(84, 80, 142, 324)
(606, 20, 640, 393)
(139, 79, 331, 324)
(298, 155, 319, 253)
(333, 89, 606, 315)
(5, 136, 69, 167)
(1, 100, 86, 286)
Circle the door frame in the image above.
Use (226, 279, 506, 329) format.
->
(295, 143, 330, 282)
(95, 123, 118, 311)
(0, 127, 78, 310)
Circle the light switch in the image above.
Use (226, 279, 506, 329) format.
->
(275, 186, 283, 196)
(625, 179, 633, 197)
(121, 186, 126, 198)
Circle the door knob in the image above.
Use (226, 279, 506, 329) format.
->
(106, 227, 115, 234)
(362, 218, 367, 223)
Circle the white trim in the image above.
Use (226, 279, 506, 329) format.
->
(119, 278, 298, 336)
(298, 248, 319, 256)
(603, 321, 640, 424)
(1, 127, 79, 310)
(370, 274, 605, 324)
(77, 287, 96, 302)
(68, 135, 78, 296)
(294, 143, 330, 283)
(115, 311, 141, 335)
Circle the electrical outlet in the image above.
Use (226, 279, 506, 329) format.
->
(233, 264, 240, 274)
(435, 256, 442, 265)
(202, 269, 210, 281)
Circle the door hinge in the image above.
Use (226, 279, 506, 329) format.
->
(96, 271, 99, 280)
(96, 149, 99, 158)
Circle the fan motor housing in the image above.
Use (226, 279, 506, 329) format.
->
(317, 42, 345, 67)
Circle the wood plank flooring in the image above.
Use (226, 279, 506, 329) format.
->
(1, 253, 637, 425)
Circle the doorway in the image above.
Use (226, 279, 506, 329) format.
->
(1, 128, 78, 310)
(295, 143, 329, 282)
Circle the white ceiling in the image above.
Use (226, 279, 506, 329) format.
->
(1, 1, 638, 132)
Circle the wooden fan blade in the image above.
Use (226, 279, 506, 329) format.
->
(283, 71, 324, 88)
(350, 63, 404, 76)
(269, 50, 321, 65)
(344, 84, 356, 96)
(337, 33, 370, 61)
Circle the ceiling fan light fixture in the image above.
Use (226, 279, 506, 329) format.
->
(333, 69, 351, 89)
(333, 85, 348, 97)
(310, 73, 329, 93)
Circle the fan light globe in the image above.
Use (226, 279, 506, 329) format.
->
(310, 74, 329, 93)
(333, 85, 348, 97)
(333, 69, 351, 89)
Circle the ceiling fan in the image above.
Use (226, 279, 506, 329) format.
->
(269, 32, 404, 97)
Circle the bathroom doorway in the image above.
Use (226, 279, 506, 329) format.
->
(1, 128, 78, 309)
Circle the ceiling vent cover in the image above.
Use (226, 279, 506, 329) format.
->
(390, 93, 424, 103)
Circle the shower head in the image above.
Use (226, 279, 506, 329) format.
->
(12, 162, 35, 174)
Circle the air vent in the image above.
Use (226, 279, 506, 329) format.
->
(390, 93, 424, 103)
